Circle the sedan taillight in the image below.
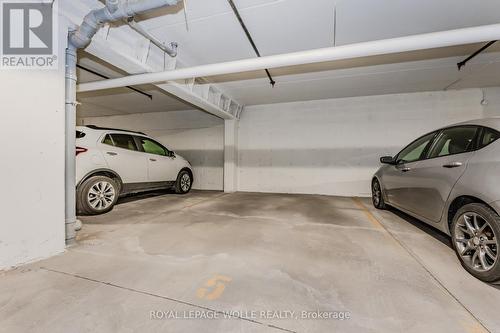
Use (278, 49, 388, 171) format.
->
(76, 147, 88, 156)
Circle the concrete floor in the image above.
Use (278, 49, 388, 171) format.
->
(1, 191, 500, 333)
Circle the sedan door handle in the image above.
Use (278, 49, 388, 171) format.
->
(443, 162, 463, 168)
(149, 158, 157, 162)
(401, 167, 411, 172)
(106, 152, 118, 156)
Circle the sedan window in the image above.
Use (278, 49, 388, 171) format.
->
(397, 132, 436, 163)
(427, 126, 478, 158)
(138, 137, 167, 156)
(480, 127, 500, 148)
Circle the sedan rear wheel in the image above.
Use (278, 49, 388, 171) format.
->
(452, 203, 500, 282)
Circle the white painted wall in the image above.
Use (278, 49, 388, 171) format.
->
(0, 17, 67, 269)
(79, 110, 224, 190)
(237, 89, 491, 197)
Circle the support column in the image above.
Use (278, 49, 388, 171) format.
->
(224, 119, 239, 193)
(65, 42, 77, 244)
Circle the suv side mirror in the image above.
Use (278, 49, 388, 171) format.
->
(380, 156, 396, 165)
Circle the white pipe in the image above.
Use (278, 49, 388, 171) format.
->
(127, 19, 178, 57)
(65, 43, 78, 243)
(79, 23, 500, 92)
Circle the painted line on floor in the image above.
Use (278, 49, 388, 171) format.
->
(352, 198, 386, 231)
(39, 267, 296, 333)
(353, 198, 491, 333)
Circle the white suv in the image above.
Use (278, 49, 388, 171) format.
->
(76, 125, 193, 215)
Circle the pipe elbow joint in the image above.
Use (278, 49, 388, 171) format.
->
(69, 31, 92, 49)
(169, 42, 178, 57)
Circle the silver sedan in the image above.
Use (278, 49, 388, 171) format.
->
(373, 118, 500, 282)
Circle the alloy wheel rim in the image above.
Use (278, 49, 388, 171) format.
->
(180, 174, 191, 192)
(372, 181, 381, 206)
(87, 181, 116, 210)
(454, 212, 498, 272)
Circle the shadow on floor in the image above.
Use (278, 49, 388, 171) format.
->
(387, 207, 453, 249)
(116, 189, 176, 205)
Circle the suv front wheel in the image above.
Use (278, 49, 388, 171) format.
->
(77, 175, 119, 215)
(175, 170, 192, 194)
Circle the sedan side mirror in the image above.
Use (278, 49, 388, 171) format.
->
(168, 151, 176, 158)
(380, 156, 396, 165)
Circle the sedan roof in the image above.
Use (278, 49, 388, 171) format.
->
(452, 118, 500, 131)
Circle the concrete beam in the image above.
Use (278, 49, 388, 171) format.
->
(83, 33, 239, 120)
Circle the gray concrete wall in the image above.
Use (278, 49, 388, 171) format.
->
(237, 89, 491, 197)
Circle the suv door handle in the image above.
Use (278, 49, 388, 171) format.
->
(106, 152, 118, 156)
(443, 162, 463, 168)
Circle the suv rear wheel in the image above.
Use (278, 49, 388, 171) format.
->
(77, 175, 119, 215)
(451, 203, 500, 282)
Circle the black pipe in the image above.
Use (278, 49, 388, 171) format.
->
(76, 64, 153, 100)
(227, 0, 276, 87)
(457, 41, 497, 71)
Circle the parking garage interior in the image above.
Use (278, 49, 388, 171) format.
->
(2, 0, 500, 332)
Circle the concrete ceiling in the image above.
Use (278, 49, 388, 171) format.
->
(77, 53, 190, 117)
(77, 0, 500, 116)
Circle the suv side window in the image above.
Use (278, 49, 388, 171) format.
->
(479, 127, 500, 148)
(137, 137, 167, 156)
(109, 134, 138, 151)
(427, 126, 478, 159)
(102, 134, 113, 146)
(397, 132, 436, 164)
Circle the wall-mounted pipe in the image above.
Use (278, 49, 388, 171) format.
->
(79, 23, 500, 93)
(65, 0, 180, 243)
(127, 18, 178, 57)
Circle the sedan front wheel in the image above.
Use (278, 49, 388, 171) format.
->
(451, 203, 500, 282)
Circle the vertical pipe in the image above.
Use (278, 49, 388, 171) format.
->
(65, 41, 78, 244)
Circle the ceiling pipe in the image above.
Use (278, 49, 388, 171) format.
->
(127, 18, 178, 57)
(69, 0, 180, 49)
(79, 23, 500, 93)
(65, 0, 180, 244)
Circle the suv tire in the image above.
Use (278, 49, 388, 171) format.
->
(175, 170, 192, 194)
(77, 175, 119, 215)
